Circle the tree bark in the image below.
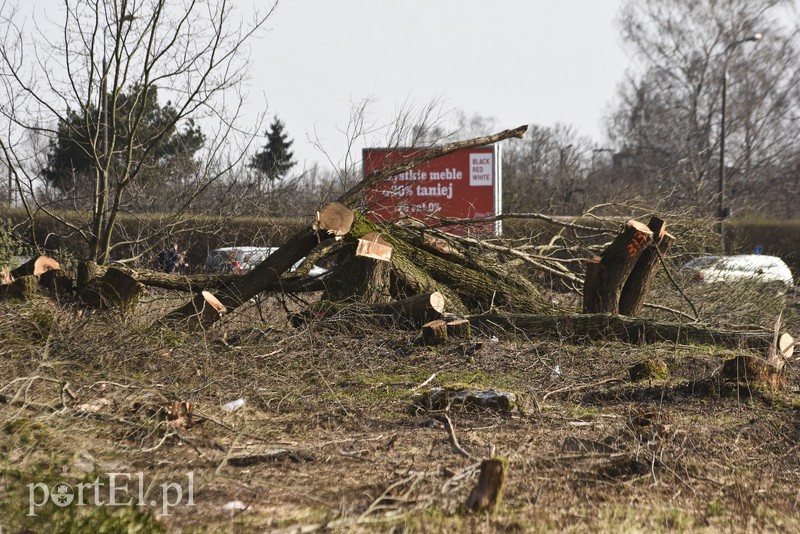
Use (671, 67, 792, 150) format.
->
(323, 243, 393, 304)
(83, 263, 326, 294)
(294, 291, 445, 327)
(81, 267, 143, 314)
(39, 269, 74, 301)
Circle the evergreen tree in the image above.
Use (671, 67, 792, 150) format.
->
(42, 85, 204, 193)
(250, 117, 296, 182)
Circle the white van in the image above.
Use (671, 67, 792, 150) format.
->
(682, 255, 793, 287)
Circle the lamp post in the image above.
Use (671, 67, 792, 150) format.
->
(718, 32, 762, 252)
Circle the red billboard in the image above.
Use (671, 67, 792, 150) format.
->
(362, 145, 502, 235)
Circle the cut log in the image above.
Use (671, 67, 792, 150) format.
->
(201, 290, 226, 316)
(470, 313, 793, 351)
(446, 319, 471, 339)
(376, 291, 445, 323)
(313, 201, 354, 240)
(619, 217, 676, 316)
(1, 266, 10, 285)
(422, 319, 448, 346)
(465, 458, 507, 513)
(583, 220, 654, 314)
(356, 232, 393, 262)
(10, 256, 60, 279)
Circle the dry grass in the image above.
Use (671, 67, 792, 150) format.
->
(2, 278, 800, 533)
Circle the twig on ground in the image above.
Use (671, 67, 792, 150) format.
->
(434, 411, 474, 460)
(541, 376, 623, 403)
(140, 430, 176, 453)
(410, 373, 437, 391)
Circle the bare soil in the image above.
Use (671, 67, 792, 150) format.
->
(2, 285, 800, 533)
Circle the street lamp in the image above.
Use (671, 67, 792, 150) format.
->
(718, 32, 762, 252)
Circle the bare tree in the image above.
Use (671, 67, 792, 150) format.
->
(502, 123, 593, 214)
(0, 0, 277, 263)
(610, 0, 800, 216)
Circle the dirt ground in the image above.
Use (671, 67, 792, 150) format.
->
(2, 284, 800, 533)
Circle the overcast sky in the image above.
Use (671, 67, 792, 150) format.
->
(18, 1, 631, 168)
(249, 0, 631, 168)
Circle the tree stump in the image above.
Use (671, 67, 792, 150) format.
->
(82, 267, 144, 314)
(446, 319, 471, 339)
(422, 319, 448, 346)
(721, 355, 785, 389)
(619, 217, 675, 316)
(465, 457, 507, 513)
(77, 261, 100, 293)
(583, 220, 653, 314)
(323, 244, 393, 305)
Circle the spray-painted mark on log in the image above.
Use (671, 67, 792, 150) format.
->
(626, 231, 649, 257)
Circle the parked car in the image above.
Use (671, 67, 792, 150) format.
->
(204, 246, 328, 276)
(681, 254, 793, 287)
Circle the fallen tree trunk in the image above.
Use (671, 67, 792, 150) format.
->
(295, 291, 446, 327)
(470, 313, 791, 351)
(83, 263, 326, 294)
(160, 126, 529, 329)
(345, 212, 553, 315)
(160, 228, 337, 328)
(80, 267, 144, 314)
